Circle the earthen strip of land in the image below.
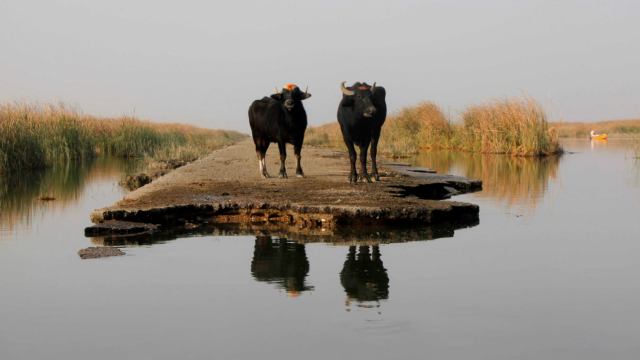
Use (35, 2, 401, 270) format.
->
(90, 139, 482, 231)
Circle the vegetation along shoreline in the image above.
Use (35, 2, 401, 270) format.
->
(306, 94, 563, 158)
(3, 95, 638, 174)
(0, 101, 247, 173)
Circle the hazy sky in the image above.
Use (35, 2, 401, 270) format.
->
(2, 0, 638, 132)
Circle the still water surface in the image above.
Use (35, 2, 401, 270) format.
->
(1, 140, 639, 359)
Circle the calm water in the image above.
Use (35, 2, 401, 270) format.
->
(1, 140, 639, 360)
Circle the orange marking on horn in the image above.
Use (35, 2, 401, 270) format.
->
(359, 86, 369, 90)
(284, 84, 297, 90)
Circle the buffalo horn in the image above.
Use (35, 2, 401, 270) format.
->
(370, 82, 376, 92)
(305, 86, 308, 94)
(340, 81, 354, 96)
(275, 86, 278, 94)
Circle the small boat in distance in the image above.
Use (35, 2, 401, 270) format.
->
(590, 134, 607, 140)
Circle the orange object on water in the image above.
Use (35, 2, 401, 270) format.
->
(591, 134, 607, 140)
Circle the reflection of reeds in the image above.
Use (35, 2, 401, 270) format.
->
(632, 138, 640, 159)
(0, 157, 133, 233)
(304, 95, 561, 157)
(0, 101, 247, 173)
(411, 150, 560, 211)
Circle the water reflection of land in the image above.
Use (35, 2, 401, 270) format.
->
(0, 157, 140, 234)
(88, 219, 479, 247)
(88, 220, 476, 306)
(409, 150, 560, 212)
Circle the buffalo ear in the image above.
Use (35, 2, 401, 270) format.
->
(341, 96, 354, 107)
(301, 93, 311, 100)
(271, 94, 283, 100)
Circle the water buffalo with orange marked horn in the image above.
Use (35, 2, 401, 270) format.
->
(337, 81, 387, 183)
(248, 84, 311, 178)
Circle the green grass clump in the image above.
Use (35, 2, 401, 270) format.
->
(0, 101, 247, 173)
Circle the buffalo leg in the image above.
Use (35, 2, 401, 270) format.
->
(277, 141, 288, 179)
(294, 143, 305, 178)
(358, 143, 372, 183)
(370, 134, 380, 182)
(256, 142, 270, 178)
(344, 139, 358, 183)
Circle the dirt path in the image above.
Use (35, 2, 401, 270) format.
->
(90, 139, 482, 229)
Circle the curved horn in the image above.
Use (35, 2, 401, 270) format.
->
(305, 86, 308, 94)
(275, 86, 278, 94)
(340, 81, 354, 96)
(370, 82, 376, 92)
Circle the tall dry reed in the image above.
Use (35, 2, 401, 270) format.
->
(304, 101, 452, 156)
(304, 95, 560, 157)
(0, 102, 95, 173)
(378, 101, 452, 156)
(459, 95, 561, 156)
(0, 101, 247, 173)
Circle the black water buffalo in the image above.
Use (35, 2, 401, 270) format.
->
(337, 81, 387, 183)
(248, 84, 311, 178)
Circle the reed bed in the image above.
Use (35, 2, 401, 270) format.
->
(558, 119, 640, 138)
(0, 101, 247, 173)
(459, 95, 560, 156)
(378, 101, 454, 155)
(304, 122, 345, 149)
(304, 95, 561, 157)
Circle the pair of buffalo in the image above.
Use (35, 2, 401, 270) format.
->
(248, 81, 386, 183)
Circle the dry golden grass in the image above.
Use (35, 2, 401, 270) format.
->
(459, 95, 561, 156)
(558, 119, 640, 138)
(304, 122, 345, 150)
(304, 95, 561, 157)
(305, 101, 453, 156)
(378, 101, 453, 156)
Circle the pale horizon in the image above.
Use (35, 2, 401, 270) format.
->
(2, 0, 638, 133)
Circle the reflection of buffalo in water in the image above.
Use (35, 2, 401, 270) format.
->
(251, 236, 314, 296)
(340, 246, 389, 305)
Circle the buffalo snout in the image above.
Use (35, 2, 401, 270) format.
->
(285, 100, 295, 110)
(364, 106, 377, 117)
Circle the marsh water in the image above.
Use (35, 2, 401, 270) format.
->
(1, 140, 639, 359)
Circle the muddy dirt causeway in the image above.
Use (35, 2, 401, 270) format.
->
(90, 139, 482, 230)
